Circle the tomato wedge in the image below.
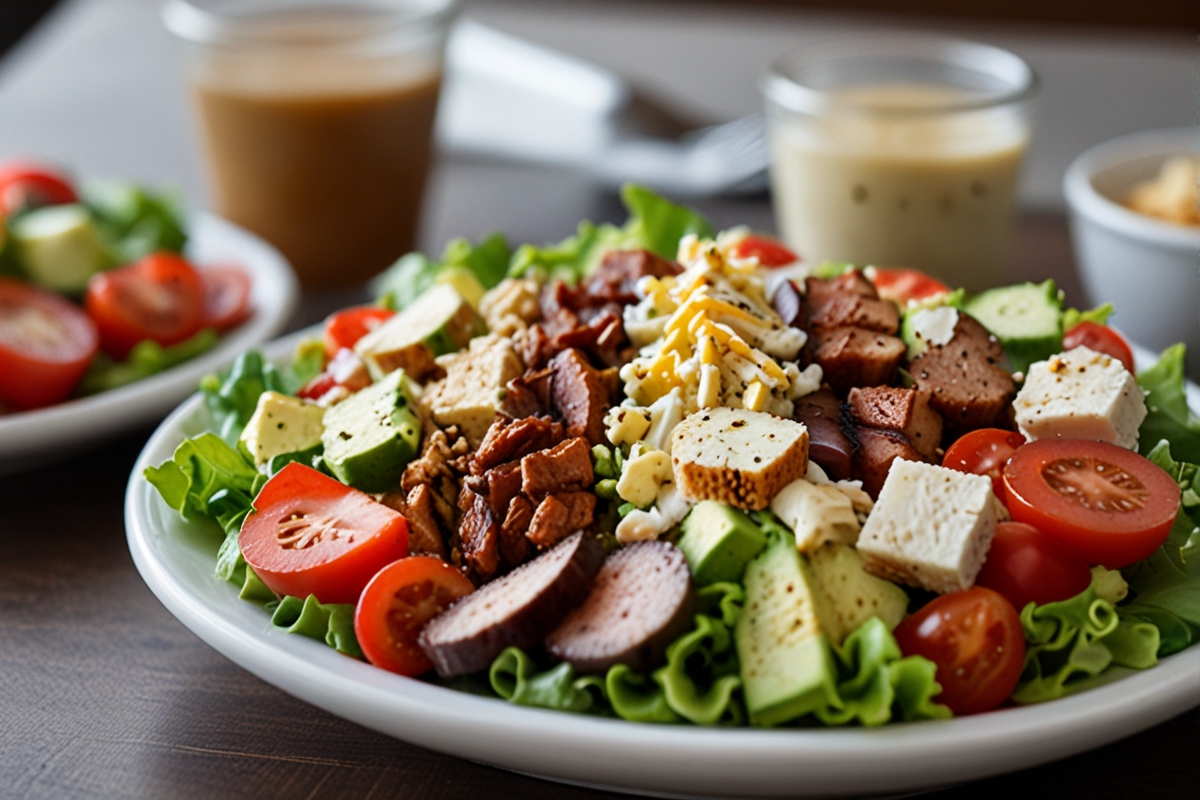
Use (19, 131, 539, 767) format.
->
(1063, 322, 1135, 374)
(1003, 439, 1181, 569)
(355, 556, 474, 676)
(943, 428, 1026, 501)
(729, 234, 798, 267)
(975, 521, 1093, 611)
(240, 463, 410, 604)
(893, 587, 1025, 715)
(868, 267, 950, 306)
(0, 278, 99, 409)
(85, 252, 206, 359)
(200, 264, 252, 332)
(0, 161, 77, 215)
(324, 306, 394, 358)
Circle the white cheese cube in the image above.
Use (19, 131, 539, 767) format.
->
(239, 391, 325, 467)
(616, 445, 674, 508)
(420, 333, 524, 446)
(605, 405, 653, 447)
(1014, 346, 1147, 451)
(856, 460, 997, 594)
(770, 478, 860, 553)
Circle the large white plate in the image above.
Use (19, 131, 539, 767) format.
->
(125, 334, 1200, 799)
(0, 213, 297, 475)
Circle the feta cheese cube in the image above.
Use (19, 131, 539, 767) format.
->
(420, 333, 524, 446)
(617, 445, 674, 507)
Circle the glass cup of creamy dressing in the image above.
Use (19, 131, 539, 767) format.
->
(164, 0, 458, 288)
(762, 35, 1037, 292)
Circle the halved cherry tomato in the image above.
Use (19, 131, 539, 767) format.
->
(297, 372, 338, 401)
(0, 278, 99, 409)
(1063, 321, 1135, 374)
(324, 306, 394, 358)
(943, 428, 1026, 501)
(0, 161, 77, 215)
(1003, 439, 1180, 569)
(893, 587, 1025, 715)
(240, 463, 410, 604)
(868, 267, 950, 306)
(200, 265, 252, 332)
(355, 556, 474, 676)
(85, 252, 206, 359)
(975, 522, 1093, 611)
(729, 234, 798, 267)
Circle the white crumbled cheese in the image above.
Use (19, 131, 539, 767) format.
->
(907, 306, 958, 359)
(697, 363, 721, 409)
(786, 362, 824, 400)
(806, 462, 874, 516)
(615, 484, 693, 544)
(605, 405, 653, 447)
(643, 388, 685, 453)
(856, 460, 998, 594)
(1013, 346, 1147, 451)
(770, 478, 860, 553)
(616, 444, 674, 507)
(478, 277, 540, 336)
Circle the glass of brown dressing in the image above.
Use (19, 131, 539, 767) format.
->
(164, 0, 458, 288)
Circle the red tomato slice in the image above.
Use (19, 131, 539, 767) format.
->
(893, 587, 1025, 715)
(200, 265, 252, 332)
(729, 234, 798, 267)
(85, 252, 206, 359)
(975, 521, 1093, 611)
(1002, 439, 1181, 569)
(297, 372, 338, 401)
(868, 267, 950, 306)
(1063, 322, 1135, 374)
(355, 556, 474, 676)
(0, 278, 99, 409)
(943, 428, 1026, 501)
(240, 463, 410, 605)
(324, 306, 394, 358)
(0, 162, 77, 215)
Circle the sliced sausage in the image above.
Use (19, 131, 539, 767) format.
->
(546, 541, 694, 674)
(793, 389, 854, 481)
(909, 313, 1015, 437)
(846, 386, 944, 461)
(419, 531, 607, 677)
(813, 326, 906, 395)
(850, 425, 924, 499)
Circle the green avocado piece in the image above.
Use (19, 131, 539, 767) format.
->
(321, 370, 421, 493)
(11, 203, 113, 293)
(737, 531, 839, 728)
(807, 544, 908, 645)
(353, 283, 486, 381)
(677, 501, 767, 585)
(238, 391, 326, 467)
(963, 280, 1063, 373)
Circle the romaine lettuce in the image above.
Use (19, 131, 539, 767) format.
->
(84, 182, 187, 264)
(374, 233, 511, 311)
(199, 350, 289, 446)
(77, 328, 218, 395)
(1137, 345, 1200, 463)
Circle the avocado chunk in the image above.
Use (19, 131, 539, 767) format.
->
(963, 280, 1062, 373)
(11, 203, 112, 293)
(807, 544, 908, 645)
(238, 391, 326, 467)
(321, 370, 421, 493)
(736, 532, 840, 727)
(677, 500, 767, 584)
(353, 283, 485, 382)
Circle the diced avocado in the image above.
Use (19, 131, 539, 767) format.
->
(677, 501, 767, 584)
(736, 532, 840, 727)
(11, 203, 113, 293)
(321, 370, 421, 493)
(238, 391, 326, 467)
(434, 265, 486, 310)
(807, 544, 908, 645)
(353, 283, 486, 382)
(963, 280, 1062, 373)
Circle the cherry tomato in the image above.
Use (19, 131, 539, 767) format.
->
(868, 267, 950, 306)
(85, 252, 206, 359)
(297, 372, 338, 401)
(0, 161, 77, 215)
(0, 278, 99, 409)
(1003, 439, 1180, 569)
(943, 428, 1026, 501)
(200, 265, 252, 332)
(240, 463, 410, 605)
(893, 587, 1025, 715)
(1063, 322, 1135, 374)
(729, 234, 798, 267)
(324, 306, 394, 358)
(975, 522, 1092, 611)
(355, 556, 474, 676)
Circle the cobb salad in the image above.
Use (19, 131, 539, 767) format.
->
(146, 186, 1200, 727)
(0, 161, 252, 412)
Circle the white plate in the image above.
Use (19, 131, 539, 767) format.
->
(125, 334, 1200, 799)
(0, 213, 297, 475)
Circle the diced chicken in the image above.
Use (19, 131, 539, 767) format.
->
(520, 437, 594, 499)
(471, 417, 565, 476)
(528, 491, 598, 548)
(807, 292, 900, 335)
(422, 334, 525, 447)
(770, 478, 860, 552)
(548, 348, 613, 446)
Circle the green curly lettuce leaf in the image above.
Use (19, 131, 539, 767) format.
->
(374, 233, 510, 310)
(1138, 345, 1200, 463)
(266, 594, 362, 658)
(489, 647, 607, 713)
(200, 350, 289, 446)
(84, 181, 188, 263)
(1062, 302, 1114, 330)
(77, 328, 219, 395)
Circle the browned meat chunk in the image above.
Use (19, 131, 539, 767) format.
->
(851, 425, 924, 499)
(847, 386, 944, 461)
(472, 416, 565, 476)
(549, 348, 612, 445)
(521, 437, 594, 499)
(805, 271, 879, 305)
(458, 489, 500, 581)
(814, 326, 906, 395)
(910, 314, 1015, 436)
(500, 367, 554, 420)
(794, 389, 854, 481)
(499, 496, 534, 566)
(402, 484, 449, 560)
(583, 249, 682, 306)
(485, 461, 524, 519)
(527, 491, 598, 549)
(807, 292, 900, 335)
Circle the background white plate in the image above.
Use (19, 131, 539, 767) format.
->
(0, 212, 297, 475)
(124, 334, 1200, 799)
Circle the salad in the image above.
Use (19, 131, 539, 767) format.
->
(146, 185, 1200, 728)
(0, 161, 252, 412)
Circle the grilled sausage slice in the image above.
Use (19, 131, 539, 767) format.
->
(545, 541, 694, 674)
(419, 531, 606, 676)
(793, 389, 854, 481)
